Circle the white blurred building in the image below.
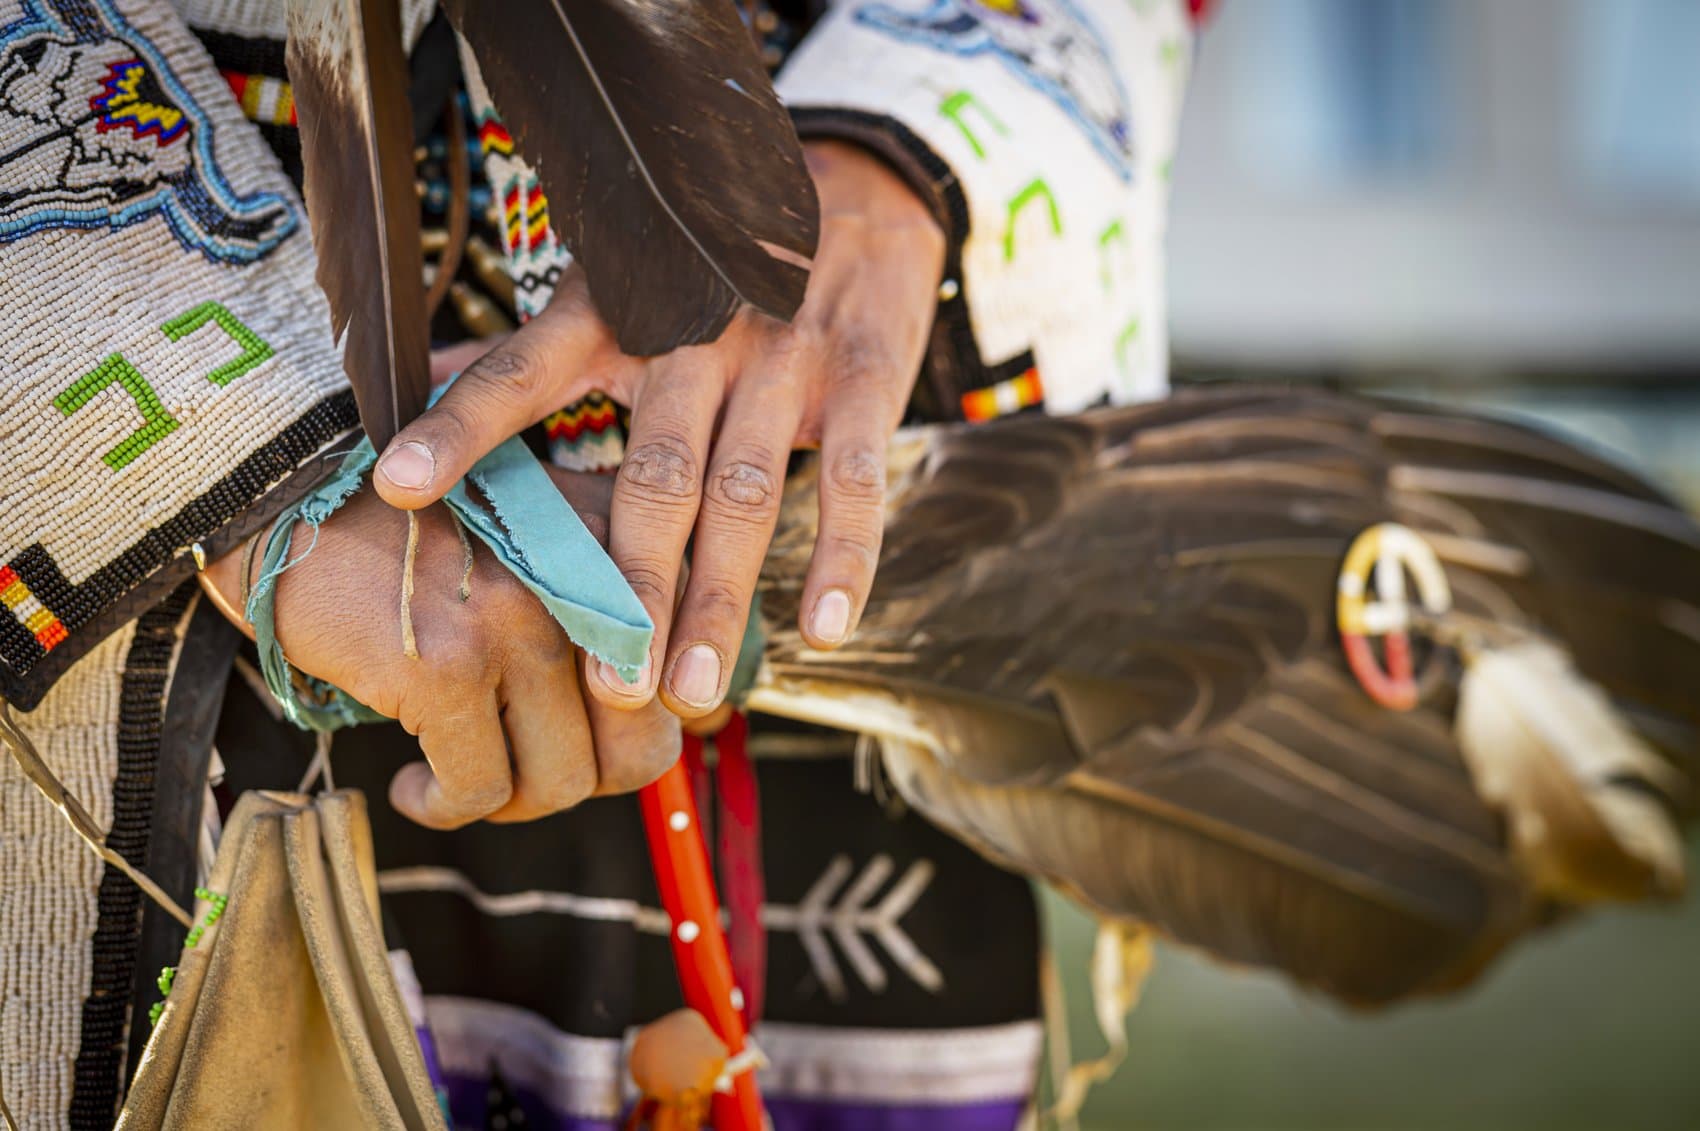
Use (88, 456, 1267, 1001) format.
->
(1168, 0, 1700, 374)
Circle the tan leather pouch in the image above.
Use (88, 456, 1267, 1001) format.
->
(3, 702, 444, 1130)
(116, 790, 444, 1131)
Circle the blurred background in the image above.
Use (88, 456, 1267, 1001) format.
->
(1051, 1, 1700, 1128)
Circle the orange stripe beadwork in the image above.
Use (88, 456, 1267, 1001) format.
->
(477, 118, 515, 156)
(0, 567, 25, 608)
(960, 367, 1044, 423)
(546, 398, 620, 443)
(0, 565, 67, 651)
(525, 196, 549, 248)
(220, 70, 297, 126)
(33, 619, 68, 650)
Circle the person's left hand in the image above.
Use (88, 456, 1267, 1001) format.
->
(374, 139, 946, 718)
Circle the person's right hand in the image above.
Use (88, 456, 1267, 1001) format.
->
(199, 471, 678, 829)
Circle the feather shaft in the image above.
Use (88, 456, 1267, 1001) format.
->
(287, 0, 430, 449)
(1, 702, 193, 928)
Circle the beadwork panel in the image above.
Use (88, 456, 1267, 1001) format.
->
(0, 0, 357, 695)
(0, 623, 136, 1130)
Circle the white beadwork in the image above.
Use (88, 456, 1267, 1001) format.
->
(1, 0, 354, 587)
(0, 627, 135, 1129)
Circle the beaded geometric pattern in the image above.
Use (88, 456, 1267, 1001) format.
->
(460, 54, 568, 326)
(545, 392, 625, 474)
(0, 0, 295, 263)
(0, 0, 356, 695)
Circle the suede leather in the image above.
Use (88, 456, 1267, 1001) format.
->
(118, 791, 444, 1130)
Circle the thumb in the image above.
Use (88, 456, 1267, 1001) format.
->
(373, 280, 624, 509)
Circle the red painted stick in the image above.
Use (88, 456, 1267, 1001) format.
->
(639, 747, 764, 1131)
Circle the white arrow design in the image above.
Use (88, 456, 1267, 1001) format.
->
(379, 854, 944, 1002)
(762, 854, 943, 1001)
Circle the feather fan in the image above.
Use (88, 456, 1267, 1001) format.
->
(440, 0, 820, 355)
(286, 0, 431, 450)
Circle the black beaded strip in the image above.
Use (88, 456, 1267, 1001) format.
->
(66, 582, 196, 1130)
(188, 29, 304, 188)
(0, 390, 359, 708)
(788, 107, 1039, 423)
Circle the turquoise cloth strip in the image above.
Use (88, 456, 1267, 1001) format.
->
(246, 432, 652, 733)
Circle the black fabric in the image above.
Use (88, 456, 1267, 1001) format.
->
(122, 597, 243, 1090)
(409, 12, 464, 145)
(213, 678, 1041, 1042)
(67, 584, 197, 1130)
(189, 29, 303, 187)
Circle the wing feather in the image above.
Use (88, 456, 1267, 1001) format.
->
(754, 388, 1700, 1004)
(441, 0, 819, 354)
(286, 0, 430, 449)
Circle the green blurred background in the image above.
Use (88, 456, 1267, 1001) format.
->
(1044, 844, 1700, 1131)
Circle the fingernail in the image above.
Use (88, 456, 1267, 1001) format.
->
(378, 441, 434, 490)
(597, 655, 652, 695)
(669, 644, 722, 708)
(809, 589, 852, 645)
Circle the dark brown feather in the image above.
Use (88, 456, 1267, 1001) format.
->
(287, 0, 431, 449)
(441, 0, 819, 355)
(749, 388, 1700, 1005)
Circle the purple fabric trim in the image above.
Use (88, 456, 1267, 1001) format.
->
(442, 1072, 615, 1131)
(767, 1097, 1027, 1131)
(444, 1070, 1026, 1131)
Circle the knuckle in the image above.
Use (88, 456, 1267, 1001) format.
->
(448, 774, 513, 816)
(576, 509, 610, 548)
(705, 456, 780, 514)
(418, 397, 479, 453)
(620, 561, 677, 609)
(463, 342, 534, 386)
(827, 335, 897, 392)
(598, 718, 679, 794)
(607, 743, 673, 793)
(828, 446, 887, 499)
(427, 636, 496, 684)
(685, 581, 749, 631)
(618, 434, 701, 503)
(532, 759, 596, 813)
(821, 531, 882, 576)
(520, 626, 573, 668)
(757, 322, 814, 368)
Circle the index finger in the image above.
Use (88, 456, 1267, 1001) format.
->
(372, 274, 630, 509)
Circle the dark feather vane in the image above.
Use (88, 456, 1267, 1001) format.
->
(441, 0, 820, 355)
(747, 389, 1700, 1006)
(286, 0, 431, 450)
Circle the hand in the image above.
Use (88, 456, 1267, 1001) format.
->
(199, 470, 679, 829)
(369, 140, 946, 719)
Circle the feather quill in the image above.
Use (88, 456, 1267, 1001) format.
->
(441, 0, 820, 355)
(286, 0, 431, 451)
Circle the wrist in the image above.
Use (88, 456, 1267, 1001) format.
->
(802, 137, 945, 244)
(198, 534, 260, 639)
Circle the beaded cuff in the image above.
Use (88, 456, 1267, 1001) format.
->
(0, 0, 360, 707)
(775, 0, 1194, 420)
